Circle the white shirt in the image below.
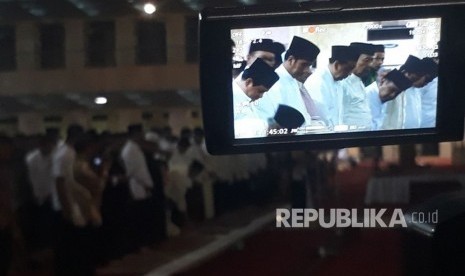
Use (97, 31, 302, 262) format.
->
(402, 87, 422, 129)
(169, 149, 193, 179)
(26, 149, 53, 206)
(121, 139, 154, 200)
(233, 80, 268, 138)
(167, 149, 193, 211)
(52, 143, 91, 226)
(51, 143, 76, 211)
(381, 93, 404, 130)
(257, 64, 312, 126)
(420, 77, 438, 128)
(306, 66, 343, 127)
(365, 81, 385, 130)
(341, 74, 372, 130)
(380, 87, 421, 130)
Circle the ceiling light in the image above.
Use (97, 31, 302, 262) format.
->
(94, 97, 107, 105)
(143, 3, 156, 14)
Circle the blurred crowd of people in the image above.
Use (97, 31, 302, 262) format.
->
(0, 123, 327, 275)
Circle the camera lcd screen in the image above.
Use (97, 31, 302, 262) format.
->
(231, 17, 441, 139)
(200, 2, 465, 154)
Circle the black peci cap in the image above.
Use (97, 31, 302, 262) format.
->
(331, 45, 360, 62)
(384, 69, 413, 91)
(249, 38, 283, 54)
(373, 44, 385, 53)
(242, 58, 279, 89)
(286, 36, 320, 62)
(273, 42, 286, 67)
(274, 104, 305, 129)
(399, 55, 425, 74)
(350, 42, 376, 56)
(421, 57, 438, 78)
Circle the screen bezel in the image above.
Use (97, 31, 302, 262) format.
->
(200, 2, 465, 154)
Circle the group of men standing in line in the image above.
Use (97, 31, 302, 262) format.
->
(232, 35, 439, 138)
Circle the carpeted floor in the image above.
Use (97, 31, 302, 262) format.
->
(177, 227, 403, 276)
(177, 161, 405, 276)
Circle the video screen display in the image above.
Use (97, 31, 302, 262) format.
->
(231, 18, 440, 139)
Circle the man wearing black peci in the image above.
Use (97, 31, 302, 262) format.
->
(233, 57, 279, 138)
(340, 42, 376, 130)
(246, 38, 285, 69)
(363, 44, 385, 87)
(382, 55, 432, 129)
(366, 68, 413, 130)
(257, 36, 321, 129)
(306, 45, 360, 128)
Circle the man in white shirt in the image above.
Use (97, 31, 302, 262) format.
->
(52, 124, 97, 275)
(366, 69, 413, 130)
(246, 38, 285, 69)
(233, 57, 280, 138)
(257, 36, 320, 127)
(121, 124, 155, 247)
(419, 57, 439, 128)
(382, 55, 432, 129)
(25, 133, 57, 248)
(306, 45, 359, 128)
(52, 124, 86, 225)
(234, 38, 285, 79)
(121, 124, 154, 201)
(186, 127, 207, 163)
(341, 42, 376, 130)
(26, 135, 55, 207)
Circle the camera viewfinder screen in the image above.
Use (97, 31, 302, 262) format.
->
(231, 18, 440, 139)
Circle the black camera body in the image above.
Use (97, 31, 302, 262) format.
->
(200, 1, 465, 154)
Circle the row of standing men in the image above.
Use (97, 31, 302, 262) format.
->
(233, 36, 438, 138)
(1, 124, 277, 275)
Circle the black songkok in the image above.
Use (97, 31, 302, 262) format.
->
(274, 104, 305, 129)
(350, 42, 376, 56)
(385, 69, 413, 91)
(421, 57, 438, 78)
(286, 36, 320, 62)
(331, 45, 360, 62)
(400, 55, 425, 74)
(242, 58, 279, 88)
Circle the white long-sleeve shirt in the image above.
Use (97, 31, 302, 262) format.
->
(26, 149, 53, 205)
(121, 139, 154, 200)
(380, 86, 422, 130)
(233, 81, 268, 138)
(402, 87, 422, 129)
(341, 74, 372, 130)
(257, 64, 312, 126)
(306, 66, 343, 127)
(420, 77, 438, 128)
(51, 144, 76, 211)
(365, 81, 385, 130)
